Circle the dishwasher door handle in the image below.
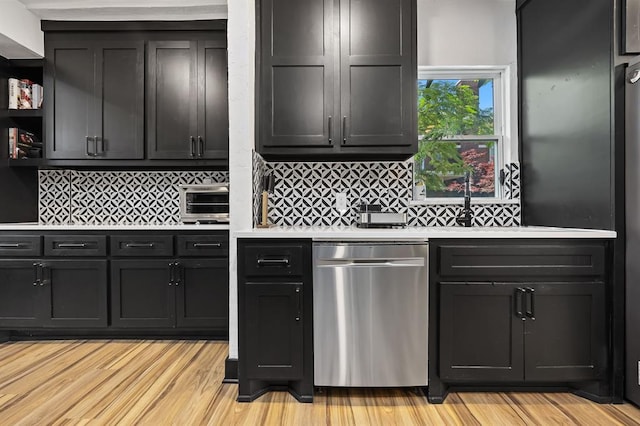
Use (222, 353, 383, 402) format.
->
(316, 258, 426, 267)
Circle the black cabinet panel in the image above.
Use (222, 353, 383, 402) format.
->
(98, 42, 144, 159)
(46, 43, 94, 159)
(0, 260, 40, 327)
(44, 235, 107, 257)
(199, 40, 228, 159)
(440, 282, 524, 382)
(147, 41, 197, 160)
(176, 233, 228, 257)
(525, 282, 607, 382)
(346, 0, 402, 56)
(42, 260, 107, 327)
(271, 66, 326, 141)
(243, 243, 305, 277)
(111, 259, 175, 328)
(439, 244, 605, 277)
(175, 259, 228, 328)
(272, 0, 326, 56)
(244, 282, 304, 380)
(110, 235, 174, 257)
(0, 236, 41, 257)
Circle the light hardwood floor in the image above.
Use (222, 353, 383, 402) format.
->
(0, 340, 638, 425)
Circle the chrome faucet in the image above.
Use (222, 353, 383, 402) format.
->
(455, 171, 474, 227)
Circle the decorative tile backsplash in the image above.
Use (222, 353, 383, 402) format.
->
(254, 154, 521, 227)
(39, 170, 229, 225)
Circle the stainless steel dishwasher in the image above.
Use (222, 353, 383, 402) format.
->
(313, 242, 428, 387)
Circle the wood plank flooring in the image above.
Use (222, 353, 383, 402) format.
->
(0, 340, 637, 425)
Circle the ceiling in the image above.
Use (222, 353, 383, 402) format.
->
(16, 0, 228, 21)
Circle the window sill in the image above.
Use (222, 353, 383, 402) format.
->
(409, 198, 520, 206)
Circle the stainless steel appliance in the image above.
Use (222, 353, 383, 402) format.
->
(355, 204, 407, 228)
(313, 242, 428, 387)
(178, 183, 229, 224)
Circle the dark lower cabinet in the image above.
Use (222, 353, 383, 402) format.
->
(430, 239, 612, 404)
(0, 259, 107, 328)
(111, 259, 175, 328)
(243, 282, 304, 380)
(238, 239, 313, 403)
(176, 259, 229, 328)
(440, 281, 606, 383)
(41, 260, 108, 327)
(0, 260, 41, 327)
(111, 258, 229, 330)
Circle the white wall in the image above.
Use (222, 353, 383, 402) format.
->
(227, 0, 254, 360)
(418, 0, 518, 162)
(0, 0, 44, 58)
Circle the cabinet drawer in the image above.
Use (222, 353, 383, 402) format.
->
(0, 236, 41, 256)
(44, 235, 106, 257)
(439, 244, 605, 277)
(177, 234, 228, 257)
(110, 235, 174, 257)
(242, 244, 304, 277)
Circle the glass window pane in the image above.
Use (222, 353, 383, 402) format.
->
(414, 140, 496, 199)
(417, 78, 494, 137)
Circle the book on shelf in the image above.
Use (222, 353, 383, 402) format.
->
(8, 128, 42, 159)
(7, 79, 43, 110)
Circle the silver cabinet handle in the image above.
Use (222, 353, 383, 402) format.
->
(197, 136, 204, 158)
(328, 116, 333, 144)
(190, 136, 196, 158)
(57, 243, 87, 248)
(257, 258, 289, 266)
(125, 243, 155, 248)
(0, 243, 22, 248)
(33, 262, 40, 286)
(193, 242, 222, 248)
(342, 116, 347, 144)
(86, 136, 92, 157)
(174, 262, 181, 286)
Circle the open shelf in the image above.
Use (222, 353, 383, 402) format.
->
(7, 158, 44, 167)
(6, 109, 43, 118)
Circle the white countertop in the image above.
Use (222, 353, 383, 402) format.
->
(0, 223, 230, 231)
(234, 225, 616, 239)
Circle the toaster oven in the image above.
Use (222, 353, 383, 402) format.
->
(178, 183, 230, 223)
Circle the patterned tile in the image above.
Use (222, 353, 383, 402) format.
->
(40, 170, 228, 225)
(261, 158, 521, 227)
(39, 170, 71, 225)
(253, 151, 267, 225)
(504, 162, 521, 200)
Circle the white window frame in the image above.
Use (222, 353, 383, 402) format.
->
(413, 65, 515, 205)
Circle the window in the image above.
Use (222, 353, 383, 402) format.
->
(414, 66, 510, 202)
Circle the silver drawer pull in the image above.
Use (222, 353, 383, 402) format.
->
(193, 243, 222, 248)
(57, 243, 87, 248)
(0, 243, 22, 248)
(125, 243, 155, 248)
(257, 258, 289, 266)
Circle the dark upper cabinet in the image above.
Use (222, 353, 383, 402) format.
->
(148, 39, 228, 160)
(45, 37, 144, 160)
(257, 0, 416, 160)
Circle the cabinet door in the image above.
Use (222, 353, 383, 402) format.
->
(243, 282, 304, 380)
(259, 0, 336, 151)
(439, 282, 524, 382)
(524, 282, 607, 382)
(339, 0, 416, 150)
(147, 41, 198, 159)
(45, 40, 96, 159)
(111, 259, 175, 328)
(0, 260, 41, 327)
(40, 260, 107, 328)
(95, 41, 145, 159)
(197, 40, 228, 160)
(175, 258, 228, 329)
